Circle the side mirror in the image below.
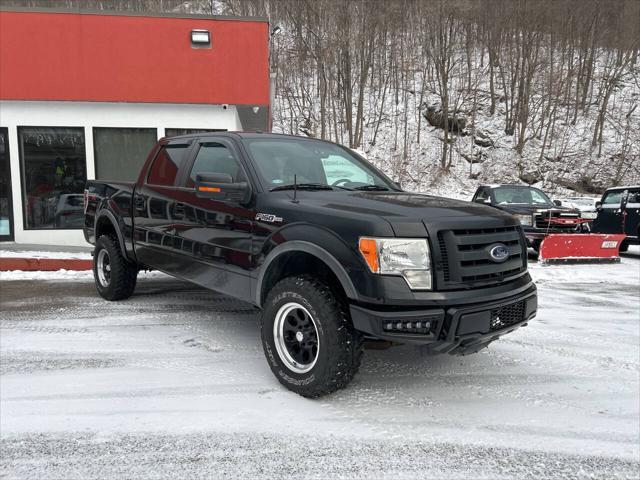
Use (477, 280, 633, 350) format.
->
(553, 199, 562, 206)
(475, 198, 490, 204)
(595, 201, 602, 209)
(195, 172, 251, 204)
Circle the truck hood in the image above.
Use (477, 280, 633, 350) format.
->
(290, 190, 513, 219)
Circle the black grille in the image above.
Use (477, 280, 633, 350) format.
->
(435, 225, 526, 289)
(438, 234, 451, 281)
(535, 211, 580, 231)
(490, 300, 526, 331)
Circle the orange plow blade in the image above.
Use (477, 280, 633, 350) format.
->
(539, 234, 626, 263)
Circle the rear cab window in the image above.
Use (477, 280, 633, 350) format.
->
(146, 143, 191, 186)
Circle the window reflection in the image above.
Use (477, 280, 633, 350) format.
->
(19, 127, 87, 229)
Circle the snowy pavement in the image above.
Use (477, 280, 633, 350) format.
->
(1, 255, 639, 478)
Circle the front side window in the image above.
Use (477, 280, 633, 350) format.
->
(475, 188, 490, 202)
(94, 128, 157, 182)
(603, 190, 640, 206)
(187, 142, 245, 187)
(602, 191, 623, 205)
(18, 126, 86, 229)
(244, 138, 395, 190)
(147, 144, 190, 186)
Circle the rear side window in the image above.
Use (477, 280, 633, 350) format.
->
(186, 142, 245, 187)
(147, 144, 189, 186)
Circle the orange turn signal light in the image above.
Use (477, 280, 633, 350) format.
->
(198, 186, 221, 193)
(359, 237, 379, 273)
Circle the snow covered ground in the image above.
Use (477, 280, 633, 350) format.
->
(0, 250, 92, 260)
(1, 253, 639, 478)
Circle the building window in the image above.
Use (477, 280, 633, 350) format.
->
(147, 144, 190, 186)
(94, 127, 157, 182)
(165, 128, 226, 138)
(18, 127, 87, 230)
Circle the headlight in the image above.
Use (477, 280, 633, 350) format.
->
(358, 238, 432, 290)
(516, 214, 532, 226)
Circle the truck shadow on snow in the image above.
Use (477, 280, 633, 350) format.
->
(129, 276, 516, 392)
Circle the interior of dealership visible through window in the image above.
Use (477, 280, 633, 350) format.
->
(18, 126, 87, 230)
(8, 126, 230, 232)
(94, 127, 158, 182)
(0, 128, 13, 239)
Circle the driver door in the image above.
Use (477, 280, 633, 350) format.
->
(593, 190, 626, 234)
(171, 137, 255, 301)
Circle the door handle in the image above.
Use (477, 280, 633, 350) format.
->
(173, 203, 185, 219)
(135, 196, 146, 211)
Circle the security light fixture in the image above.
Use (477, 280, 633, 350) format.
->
(191, 29, 211, 48)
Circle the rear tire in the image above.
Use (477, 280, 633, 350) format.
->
(93, 235, 138, 301)
(260, 275, 363, 398)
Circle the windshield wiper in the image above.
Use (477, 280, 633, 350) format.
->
(270, 183, 334, 192)
(354, 185, 390, 191)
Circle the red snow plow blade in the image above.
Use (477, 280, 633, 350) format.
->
(539, 234, 626, 263)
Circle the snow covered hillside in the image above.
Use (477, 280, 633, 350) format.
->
(182, 0, 640, 199)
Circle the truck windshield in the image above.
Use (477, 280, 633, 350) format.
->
(243, 138, 397, 191)
(493, 186, 552, 206)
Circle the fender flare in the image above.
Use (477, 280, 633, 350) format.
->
(255, 240, 358, 306)
(94, 210, 130, 262)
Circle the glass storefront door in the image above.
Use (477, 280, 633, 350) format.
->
(0, 128, 13, 240)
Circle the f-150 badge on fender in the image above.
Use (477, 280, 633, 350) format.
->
(256, 213, 283, 223)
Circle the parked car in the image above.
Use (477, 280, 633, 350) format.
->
(592, 186, 640, 252)
(85, 133, 537, 397)
(54, 193, 85, 228)
(471, 184, 584, 251)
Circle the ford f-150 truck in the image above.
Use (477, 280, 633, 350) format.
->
(471, 184, 584, 252)
(84, 132, 537, 397)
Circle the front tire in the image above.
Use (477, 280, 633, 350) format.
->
(93, 235, 138, 301)
(619, 239, 629, 253)
(261, 275, 363, 398)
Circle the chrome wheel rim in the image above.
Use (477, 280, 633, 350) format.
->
(96, 249, 111, 287)
(273, 302, 320, 374)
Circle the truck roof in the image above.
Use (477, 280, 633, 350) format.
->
(478, 184, 541, 189)
(163, 131, 325, 142)
(604, 185, 640, 192)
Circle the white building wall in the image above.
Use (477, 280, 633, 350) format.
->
(0, 100, 241, 246)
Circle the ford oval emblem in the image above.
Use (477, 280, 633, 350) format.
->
(488, 243, 510, 263)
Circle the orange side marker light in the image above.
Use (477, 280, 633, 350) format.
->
(359, 238, 379, 273)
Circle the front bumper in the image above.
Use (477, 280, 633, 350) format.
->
(350, 285, 537, 355)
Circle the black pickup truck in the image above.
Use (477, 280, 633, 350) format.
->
(472, 184, 584, 251)
(592, 185, 640, 251)
(84, 132, 537, 397)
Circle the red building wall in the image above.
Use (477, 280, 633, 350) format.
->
(0, 10, 269, 106)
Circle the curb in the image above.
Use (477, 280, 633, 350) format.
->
(0, 258, 93, 271)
